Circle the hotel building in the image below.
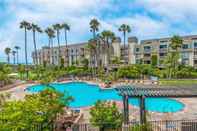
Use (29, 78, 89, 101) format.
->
(32, 35, 197, 68)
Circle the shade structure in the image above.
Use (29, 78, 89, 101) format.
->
(115, 85, 197, 125)
(116, 85, 197, 98)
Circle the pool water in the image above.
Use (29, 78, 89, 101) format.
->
(27, 82, 184, 113)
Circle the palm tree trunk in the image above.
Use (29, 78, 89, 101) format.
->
(13, 54, 16, 64)
(64, 29, 68, 46)
(124, 31, 126, 48)
(33, 31, 38, 65)
(16, 50, 19, 64)
(7, 55, 10, 64)
(93, 30, 96, 39)
(51, 38, 54, 65)
(24, 27, 28, 79)
(64, 29, 69, 66)
(57, 30, 61, 66)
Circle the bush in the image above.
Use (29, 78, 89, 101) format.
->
(130, 124, 153, 131)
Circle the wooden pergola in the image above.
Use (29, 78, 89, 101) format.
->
(115, 85, 197, 125)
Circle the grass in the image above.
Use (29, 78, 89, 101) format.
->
(159, 79, 197, 86)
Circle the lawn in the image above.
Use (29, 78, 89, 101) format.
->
(159, 79, 197, 86)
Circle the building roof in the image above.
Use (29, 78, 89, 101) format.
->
(115, 85, 197, 98)
(141, 35, 197, 44)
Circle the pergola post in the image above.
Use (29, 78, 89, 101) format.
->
(123, 95, 129, 125)
(139, 96, 146, 124)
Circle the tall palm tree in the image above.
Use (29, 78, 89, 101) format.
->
(61, 23, 70, 46)
(4, 47, 11, 64)
(12, 50, 16, 64)
(20, 20, 31, 79)
(45, 27, 55, 65)
(170, 35, 183, 51)
(53, 24, 63, 65)
(29, 23, 42, 65)
(118, 24, 131, 48)
(90, 18, 100, 39)
(100, 30, 116, 67)
(168, 35, 183, 78)
(14, 46, 20, 64)
(61, 23, 70, 66)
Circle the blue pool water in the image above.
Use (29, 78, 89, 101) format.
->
(27, 82, 184, 113)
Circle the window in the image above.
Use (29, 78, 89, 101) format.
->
(194, 60, 197, 64)
(160, 44, 167, 49)
(144, 46, 151, 52)
(182, 59, 189, 65)
(144, 60, 151, 64)
(194, 42, 197, 48)
(159, 53, 167, 57)
(182, 44, 189, 49)
(181, 53, 189, 59)
(144, 54, 151, 57)
(135, 48, 140, 52)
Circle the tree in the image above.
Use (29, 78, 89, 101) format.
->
(62, 23, 70, 66)
(62, 23, 70, 46)
(90, 100, 122, 131)
(0, 88, 73, 130)
(14, 46, 20, 64)
(4, 47, 11, 64)
(0, 64, 12, 85)
(90, 18, 100, 39)
(20, 20, 31, 79)
(29, 23, 42, 65)
(0, 93, 10, 107)
(86, 39, 97, 75)
(165, 35, 183, 79)
(12, 50, 17, 64)
(17, 64, 26, 80)
(45, 27, 55, 65)
(100, 30, 116, 67)
(53, 24, 63, 65)
(151, 54, 158, 67)
(118, 24, 131, 48)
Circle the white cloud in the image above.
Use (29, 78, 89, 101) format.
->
(1, 0, 197, 63)
(137, 0, 197, 23)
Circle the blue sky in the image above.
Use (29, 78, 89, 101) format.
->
(1, 0, 197, 63)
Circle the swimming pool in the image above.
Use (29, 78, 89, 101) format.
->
(27, 82, 184, 113)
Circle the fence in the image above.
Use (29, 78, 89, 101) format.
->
(1, 119, 197, 131)
(72, 120, 197, 131)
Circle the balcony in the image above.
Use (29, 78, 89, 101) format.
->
(143, 49, 151, 53)
(159, 48, 168, 53)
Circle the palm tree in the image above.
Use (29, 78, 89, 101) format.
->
(14, 46, 20, 64)
(45, 27, 55, 65)
(100, 30, 116, 67)
(53, 24, 63, 65)
(20, 20, 31, 79)
(118, 24, 131, 48)
(168, 35, 183, 78)
(170, 35, 183, 51)
(61, 23, 70, 46)
(90, 18, 100, 39)
(61, 23, 70, 66)
(4, 47, 11, 64)
(12, 50, 16, 64)
(29, 23, 42, 65)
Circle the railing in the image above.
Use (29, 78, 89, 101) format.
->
(1, 119, 197, 131)
(72, 120, 197, 131)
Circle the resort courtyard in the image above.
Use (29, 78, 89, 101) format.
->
(1, 0, 197, 130)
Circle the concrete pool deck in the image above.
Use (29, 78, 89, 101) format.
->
(1, 81, 197, 122)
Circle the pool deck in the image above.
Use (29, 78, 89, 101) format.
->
(1, 80, 197, 122)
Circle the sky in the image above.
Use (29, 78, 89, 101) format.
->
(1, 0, 197, 63)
